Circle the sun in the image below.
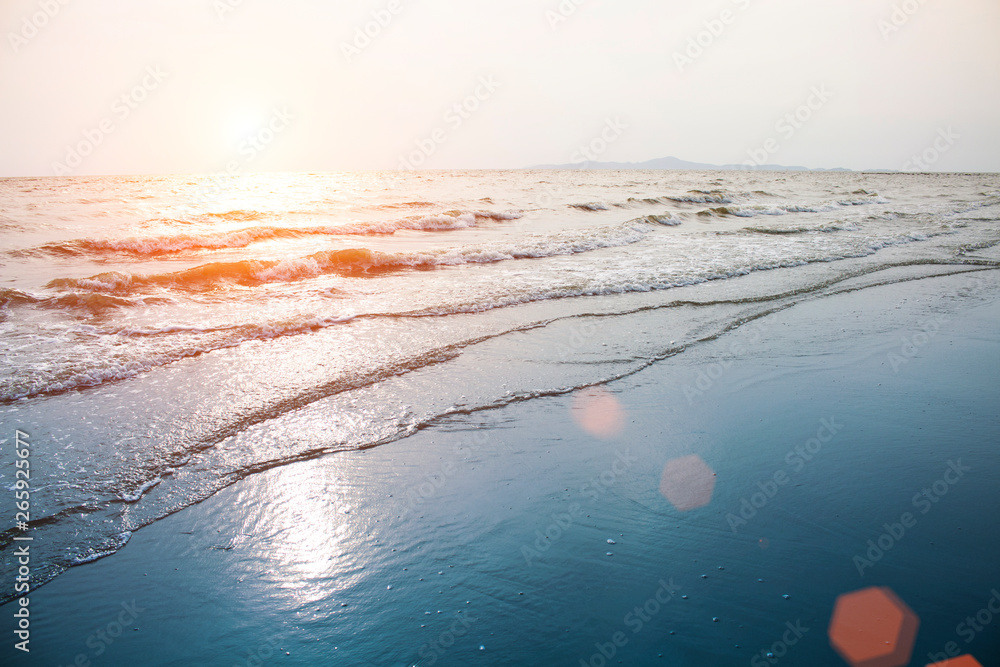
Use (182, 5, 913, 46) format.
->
(225, 108, 269, 149)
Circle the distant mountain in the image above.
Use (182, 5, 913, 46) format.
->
(530, 156, 852, 172)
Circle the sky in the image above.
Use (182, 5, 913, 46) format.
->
(1, 0, 998, 176)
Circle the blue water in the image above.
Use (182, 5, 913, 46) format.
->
(6, 268, 998, 666)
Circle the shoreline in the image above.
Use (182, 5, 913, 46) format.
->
(5, 268, 1000, 666)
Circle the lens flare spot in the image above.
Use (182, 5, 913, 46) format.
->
(658, 455, 716, 512)
(926, 656, 983, 667)
(828, 586, 919, 667)
(571, 387, 625, 439)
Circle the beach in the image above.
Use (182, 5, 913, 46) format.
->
(6, 258, 998, 666)
(3, 0, 999, 662)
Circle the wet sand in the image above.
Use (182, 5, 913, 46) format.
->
(11, 269, 1000, 667)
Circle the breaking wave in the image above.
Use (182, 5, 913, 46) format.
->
(44, 219, 659, 295)
(16, 210, 524, 257)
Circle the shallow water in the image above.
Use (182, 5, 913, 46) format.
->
(1, 170, 998, 626)
(10, 271, 1000, 667)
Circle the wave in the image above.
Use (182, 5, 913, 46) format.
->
(698, 205, 789, 218)
(145, 209, 274, 226)
(1, 291, 176, 316)
(0, 215, 25, 231)
(16, 210, 524, 257)
(625, 190, 737, 206)
(838, 197, 889, 206)
(642, 213, 684, 226)
(3, 224, 970, 403)
(0, 314, 361, 402)
(44, 219, 658, 295)
(571, 191, 738, 209)
(627, 196, 671, 206)
(0, 287, 40, 307)
(838, 190, 889, 206)
(739, 222, 860, 235)
(664, 191, 734, 204)
(368, 201, 437, 210)
(46, 292, 138, 314)
(201, 209, 271, 222)
(568, 189, 789, 210)
(957, 239, 1000, 256)
(627, 190, 886, 214)
(696, 198, 882, 218)
(70, 532, 132, 565)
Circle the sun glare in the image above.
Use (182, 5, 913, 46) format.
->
(226, 109, 269, 149)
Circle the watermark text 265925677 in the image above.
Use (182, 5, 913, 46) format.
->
(13, 429, 33, 653)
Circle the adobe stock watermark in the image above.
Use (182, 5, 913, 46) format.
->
(396, 76, 500, 170)
(340, 0, 404, 63)
(886, 314, 950, 372)
(398, 428, 493, 518)
(231, 637, 280, 667)
(520, 449, 638, 566)
(7, 0, 71, 53)
(555, 320, 599, 360)
(578, 577, 682, 667)
(682, 320, 768, 404)
(571, 117, 627, 165)
(52, 65, 168, 176)
(184, 106, 293, 212)
(750, 620, 810, 667)
(214, 0, 246, 20)
(415, 609, 478, 666)
(744, 86, 833, 168)
(12, 429, 32, 654)
(673, 0, 753, 73)
(877, 0, 930, 40)
(545, 0, 588, 31)
(235, 107, 293, 162)
(55, 600, 145, 667)
(901, 127, 959, 172)
(926, 588, 1000, 665)
(725, 417, 843, 534)
(853, 459, 970, 576)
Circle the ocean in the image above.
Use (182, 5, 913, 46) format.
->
(1, 170, 999, 665)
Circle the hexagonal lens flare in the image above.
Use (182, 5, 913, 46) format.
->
(926, 656, 983, 667)
(828, 586, 919, 667)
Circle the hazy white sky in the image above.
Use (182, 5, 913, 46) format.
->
(1, 0, 998, 176)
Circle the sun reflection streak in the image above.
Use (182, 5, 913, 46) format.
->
(236, 455, 372, 611)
